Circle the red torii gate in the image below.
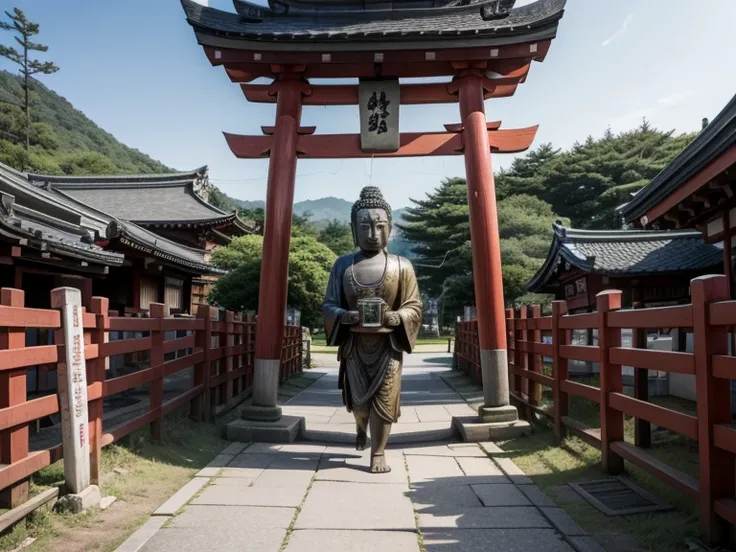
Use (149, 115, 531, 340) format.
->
(181, 0, 567, 437)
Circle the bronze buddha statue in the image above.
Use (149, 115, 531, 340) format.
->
(323, 186, 422, 473)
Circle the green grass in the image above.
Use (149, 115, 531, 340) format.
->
(0, 406, 238, 552)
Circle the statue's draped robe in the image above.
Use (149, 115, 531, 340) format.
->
(323, 253, 422, 423)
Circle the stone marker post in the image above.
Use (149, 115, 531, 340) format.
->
(51, 287, 101, 512)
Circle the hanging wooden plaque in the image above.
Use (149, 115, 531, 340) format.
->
(359, 79, 400, 152)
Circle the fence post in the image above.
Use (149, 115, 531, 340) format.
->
(149, 303, 166, 441)
(246, 313, 254, 390)
(225, 310, 235, 403)
(88, 297, 109, 485)
(530, 305, 543, 411)
(691, 275, 733, 546)
(596, 290, 623, 475)
(552, 300, 568, 445)
(631, 301, 651, 448)
(520, 305, 530, 417)
(0, 289, 29, 508)
(51, 287, 101, 509)
(506, 308, 515, 395)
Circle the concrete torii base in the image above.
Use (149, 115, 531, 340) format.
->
(452, 405, 531, 443)
(226, 415, 305, 444)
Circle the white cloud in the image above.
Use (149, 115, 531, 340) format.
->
(657, 89, 700, 107)
(602, 14, 634, 47)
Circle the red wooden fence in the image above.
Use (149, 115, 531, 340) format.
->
(454, 274, 736, 546)
(0, 289, 302, 510)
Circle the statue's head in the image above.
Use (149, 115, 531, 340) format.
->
(351, 186, 392, 252)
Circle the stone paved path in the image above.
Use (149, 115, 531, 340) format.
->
(284, 353, 477, 444)
(117, 356, 603, 552)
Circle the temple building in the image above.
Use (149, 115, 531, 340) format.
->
(0, 162, 253, 314)
(527, 223, 722, 312)
(619, 93, 736, 295)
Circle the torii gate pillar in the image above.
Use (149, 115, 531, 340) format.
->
(239, 81, 302, 427)
(456, 74, 529, 438)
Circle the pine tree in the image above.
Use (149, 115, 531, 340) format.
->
(0, 8, 59, 156)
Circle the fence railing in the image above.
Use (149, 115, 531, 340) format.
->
(0, 288, 302, 510)
(453, 274, 736, 547)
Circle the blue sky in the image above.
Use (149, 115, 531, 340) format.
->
(2, 0, 735, 209)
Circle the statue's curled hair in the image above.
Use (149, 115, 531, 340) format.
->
(351, 186, 392, 226)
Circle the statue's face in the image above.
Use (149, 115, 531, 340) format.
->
(355, 208, 390, 252)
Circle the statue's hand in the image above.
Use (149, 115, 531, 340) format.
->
(384, 310, 401, 327)
(342, 310, 360, 325)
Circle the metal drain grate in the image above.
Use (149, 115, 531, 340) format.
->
(569, 477, 673, 516)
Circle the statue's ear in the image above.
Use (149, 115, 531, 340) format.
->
(350, 221, 358, 247)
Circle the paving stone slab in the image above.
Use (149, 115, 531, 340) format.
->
(415, 406, 454, 422)
(277, 444, 327, 456)
(254, 469, 315, 488)
(194, 479, 306, 507)
(411, 484, 483, 511)
(403, 444, 485, 458)
(221, 442, 249, 456)
(470, 484, 532, 507)
(115, 515, 167, 552)
(317, 451, 407, 484)
(541, 507, 588, 536)
(520, 484, 557, 507)
(295, 481, 415, 530)
(230, 453, 275, 468)
(241, 443, 283, 454)
(284, 530, 420, 552)
(478, 441, 504, 455)
(493, 457, 534, 485)
(139, 527, 286, 552)
(153, 477, 210, 516)
(421, 528, 574, 552)
(170, 505, 295, 529)
(568, 536, 608, 552)
(195, 466, 222, 478)
(457, 457, 507, 477)
(204, 453, 235, 468)
(218, 466, 264, 478)
(418, 506, 551, 529)
(406, 455, 464, 485)
(267, 456, 320, 471)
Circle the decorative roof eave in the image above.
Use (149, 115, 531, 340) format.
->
(525, 224, 721, 293)
(620, 93, 736, 227)
(236, 0, 517, 18)
(133, 213, 240, 229)
(0, 195, 124, 268)
(182, 0, 566, 52)
(106, 220, 226, 275)
(27, 166, 208, 187)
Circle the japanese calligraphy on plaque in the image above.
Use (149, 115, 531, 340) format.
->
(359, 79, 400, 152)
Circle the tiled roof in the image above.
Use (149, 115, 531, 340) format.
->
(53, 184, 228, 224)
(28, 167, 235, 225)
(526, 224, 723, 292)
(620, 93, 736, 225)
(181, 0, 565, 45)
(0, 162, 222, 275)
(0, 165, 124, 267)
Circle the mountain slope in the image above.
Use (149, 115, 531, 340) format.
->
(0, 70, 171, 175)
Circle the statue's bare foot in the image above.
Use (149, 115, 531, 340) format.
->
(356, 430, 368, 451)
(370, 454, 391, 473)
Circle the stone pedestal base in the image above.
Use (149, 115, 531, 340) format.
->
(478, 404, 520, 423)
(56, 484, 102, 514)
(241, 404, 283, 422)
(452, 416, 531, 442)
(226, 415, 304, 443)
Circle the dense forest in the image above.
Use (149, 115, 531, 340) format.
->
(400, 122, 698, 325)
